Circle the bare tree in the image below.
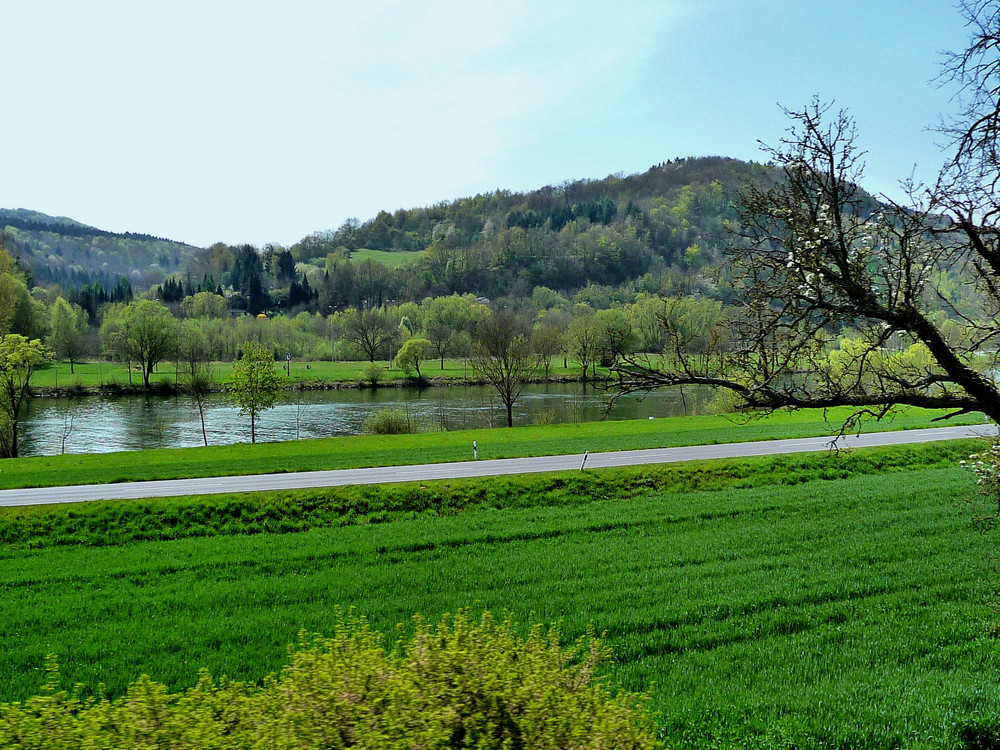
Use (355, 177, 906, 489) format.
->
(343, 308, 397, 363)
(184, 369, 213, 447)
(471, 308, 541, 428)
(939, 0, 1000, 181)
(564, 315, 603, 381)
(531, 321, 564, 380)
(611, 80, 1000, 428)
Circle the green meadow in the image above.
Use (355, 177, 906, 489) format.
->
(1, 441, 998, 748)
(344, 248, 426, 267)
(32, 357, 527, 390)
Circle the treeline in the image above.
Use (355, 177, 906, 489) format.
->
(41, 285, 723, 380)
(5, 158, 773, 327)
(0, 209, 200, 291)
(137, 157, 762, 328)
(281, 157, 765, 304)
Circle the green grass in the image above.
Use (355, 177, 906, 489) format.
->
(0, 407, 984, 490)
(346, 248, 425, 267)
(32, 357, 587, 389)
(1, 446, 997, 748)
(0, 440, 974, 550)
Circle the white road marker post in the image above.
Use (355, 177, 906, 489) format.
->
(580, 450, 589, 470)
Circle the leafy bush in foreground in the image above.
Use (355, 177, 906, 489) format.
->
(0, 612, 656, 750)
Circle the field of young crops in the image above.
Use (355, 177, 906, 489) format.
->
(2, 446, 999, 748)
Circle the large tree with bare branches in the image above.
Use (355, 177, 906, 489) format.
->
(611, 3, 1000, 428)
(471, 308, 540, 427)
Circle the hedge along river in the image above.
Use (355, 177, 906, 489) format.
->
(17, 382, 714, 457)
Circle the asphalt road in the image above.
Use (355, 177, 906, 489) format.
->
(0, 423, 994, 508)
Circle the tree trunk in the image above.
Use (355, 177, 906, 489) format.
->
(506, 401, 513, 428)
(251, 411, 256, 443)
(198, 401, 207, 447)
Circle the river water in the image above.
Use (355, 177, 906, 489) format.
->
(19, 383, 712, 457)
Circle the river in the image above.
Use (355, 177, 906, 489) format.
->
(18, 383, 713, 457)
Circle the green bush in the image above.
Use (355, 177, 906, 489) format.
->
(359, 361, 385, 387)
(0, 612, 657, 749)
(363, 408, 415, 435)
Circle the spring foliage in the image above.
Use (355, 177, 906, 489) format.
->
(226, 341, 284, 443)
(0, 612, 656, 749)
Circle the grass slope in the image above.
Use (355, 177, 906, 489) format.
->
(1, 444, 997, 748)
(0, 407, 983, 490)
(346, 248, 425, 267)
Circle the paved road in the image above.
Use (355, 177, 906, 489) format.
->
(0, 424, 994, 508)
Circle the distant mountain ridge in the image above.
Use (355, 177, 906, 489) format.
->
(0, 208, 183, 243)
(0, 208, 201, 290)
(3, 156, 788, 299)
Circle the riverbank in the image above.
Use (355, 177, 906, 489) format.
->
(31, 358, 595, 397)
(0, 406, 985, 490)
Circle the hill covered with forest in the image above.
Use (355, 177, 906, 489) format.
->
(0, 208, 201, 291)
(2, 156, 784, 312)
(281, 156, 780, 309)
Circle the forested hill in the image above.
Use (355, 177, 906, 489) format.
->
(0, 208, 200, 290)
(2, 156, 784, 311)
(286, 156, 782, 306)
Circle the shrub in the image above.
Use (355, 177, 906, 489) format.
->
(0, 612, 657, 749)
(359, 361, 385, 387)
(363, 408, 415, 435)
(534, 407, 557, 426)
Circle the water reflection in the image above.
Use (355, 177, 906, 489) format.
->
(20, 383, 711, 457)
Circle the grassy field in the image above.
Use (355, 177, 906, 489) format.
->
(345, 248, 425, 267)
(1, 443, 997, 748)
(32, 357, 588, 390)
(0, 406, 984, 490)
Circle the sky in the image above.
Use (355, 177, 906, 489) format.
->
(2, 1, 974, 249)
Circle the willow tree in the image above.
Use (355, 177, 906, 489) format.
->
(48, 297, 88, 374)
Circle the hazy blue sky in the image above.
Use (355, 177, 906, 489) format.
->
(2, 1, 973, 248)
